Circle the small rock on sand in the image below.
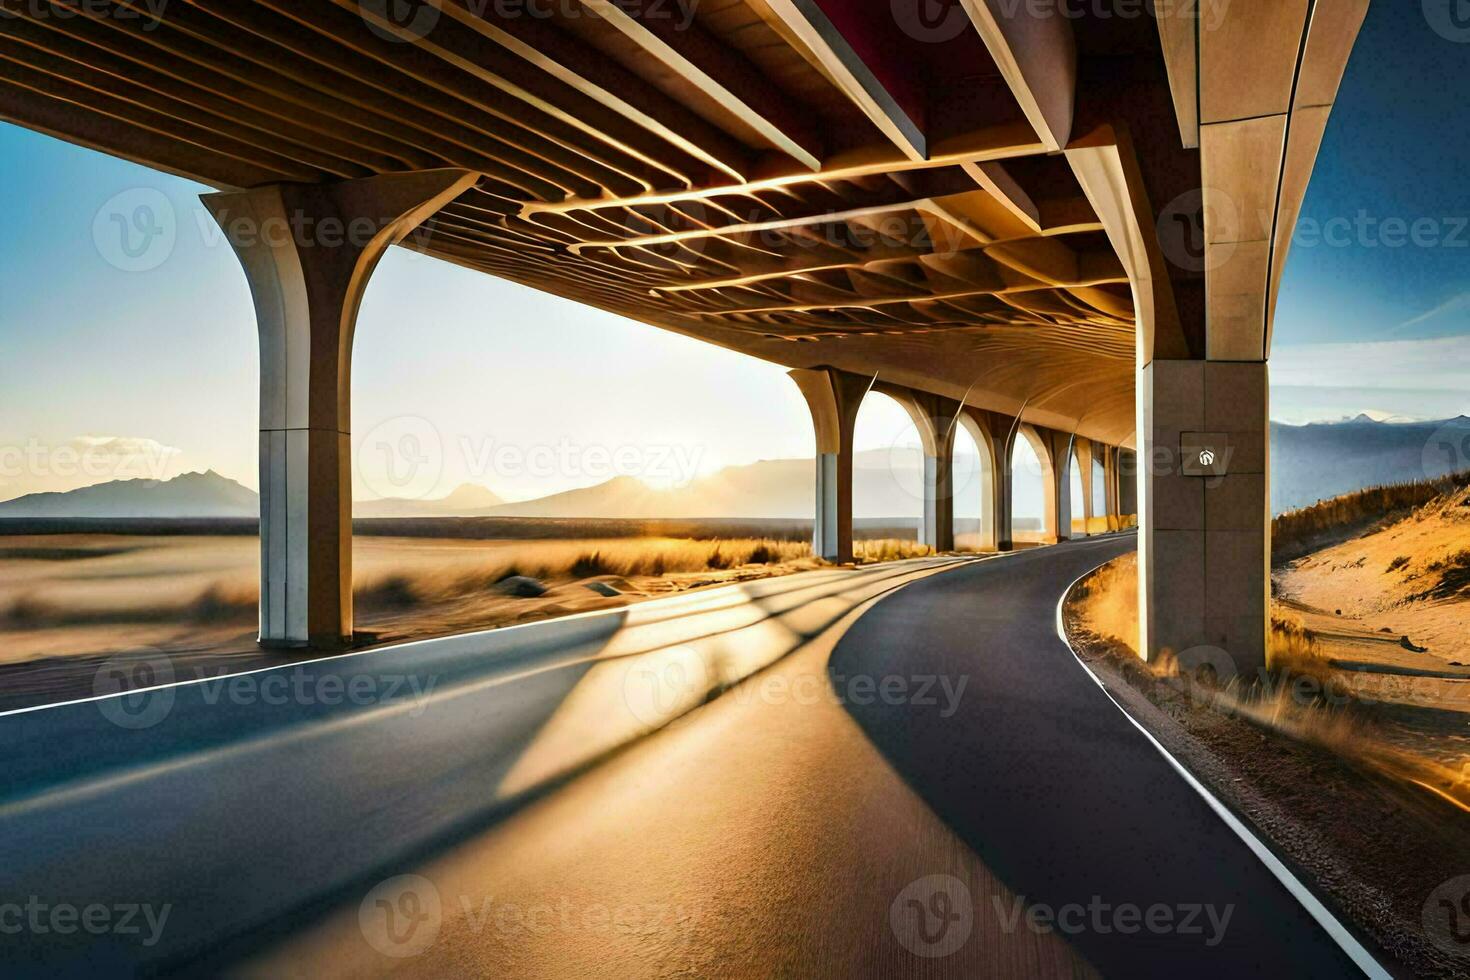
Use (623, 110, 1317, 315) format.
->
(584, 581, 622, 597)
(497, 576, 548, 598)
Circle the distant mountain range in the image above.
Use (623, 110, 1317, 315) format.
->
(0, 470, 259, 518)
(5, 416, 1467, 520)
(354, 482, 505, 518)
(479, 451, 941, 520)
(0, 451, 953, 522)
(1271, 414, 1470, 513)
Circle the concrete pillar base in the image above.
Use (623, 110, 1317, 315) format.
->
(919, 450, 956, 553)
(790, 368, 870, 563)
(1139, 359, 1269, 680)
(1037, 427, 1075, 545)
(204, 169, 476, 647)
(813, 451, 839, 559)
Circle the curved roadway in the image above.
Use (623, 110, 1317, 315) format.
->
(829, 534, 1361, 977)
(230, 535, 1364, 978)
(0, 538, 1369, 976)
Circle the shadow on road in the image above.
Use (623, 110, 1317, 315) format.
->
(826, 535, 1362, 979)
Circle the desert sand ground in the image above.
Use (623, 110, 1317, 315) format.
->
(1071, 477, 1470, 799)
(1274, 482, 1470, 717)
(0, 530, 941, 709)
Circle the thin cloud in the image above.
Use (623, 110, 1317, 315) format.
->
(1391, 291, 1470, 334)
(1273, 334, 1470, 392)
(70, 435, 181, 458)
(68, 436, 183, 481)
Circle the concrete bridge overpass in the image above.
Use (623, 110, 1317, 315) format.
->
(0, 0, 1368, 674)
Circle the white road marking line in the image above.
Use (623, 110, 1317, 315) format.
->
(1054, 555, 1392, 980)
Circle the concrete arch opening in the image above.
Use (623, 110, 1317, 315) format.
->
(1069, 444, 1088, 538)
(1010, 426, 1053, 546)
(852, 390, 926, 558)
(952, 419, 997, 553)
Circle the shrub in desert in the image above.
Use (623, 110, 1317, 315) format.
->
(1416, 548, 1470, 601)
(355, 574, 422, 609)
(2, 594, 55, 628)
(189, 583, 258, 623)
(570, 551, 611, 578)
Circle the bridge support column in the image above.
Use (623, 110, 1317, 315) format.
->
(790, 368, 868, 563)
(920, 446, 955, 553)
(994, 418, 1018, 552)
(1105, 449, 1123, 531)
(1118, 449, 1137, 526)
(1139, 360, 1269, 677)
(1075, 438, 1096, 537)
(203, 170, 476, 648)
(1039, 429, 1073, 545)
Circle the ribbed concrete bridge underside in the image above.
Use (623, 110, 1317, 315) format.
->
(0, 0, 1369, 670)
(0, 0, 1143, 445)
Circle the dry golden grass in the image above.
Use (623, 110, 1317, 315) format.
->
(1268, 608, 1320, 662)
(1, 580, 259, 628)
(1069, 554, 1319, 672)
(0, 536, 817, 629)
(1066, 558, 1431, 797)
(354, 536, 813, 611)
(852, 538, 933, 563)
(1272, 470, 1470, 561)
(1071, 552, 1139, 654)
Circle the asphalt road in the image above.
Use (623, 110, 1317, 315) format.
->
(0, 557, 975, 976)
(829, 534, 1363, 978)
(2, 539, 1370, 977)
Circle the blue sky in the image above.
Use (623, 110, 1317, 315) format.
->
(1271, 0, 1470, 422)
(0, 2, 1465, 503)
